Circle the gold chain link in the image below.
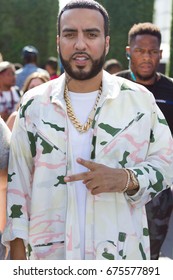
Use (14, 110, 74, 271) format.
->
(64, 84, 102, 133)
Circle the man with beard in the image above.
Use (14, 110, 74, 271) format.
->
(2, 2, 173, 260)
(116, 22, 173, 259)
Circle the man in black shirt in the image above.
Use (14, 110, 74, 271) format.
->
(116, 22, 173, 259)
(117, 71, 173, 135)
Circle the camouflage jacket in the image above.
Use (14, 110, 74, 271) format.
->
(2, 72, 173, 260)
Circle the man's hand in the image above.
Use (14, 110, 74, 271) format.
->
(64, 158, 128, 195)
(10, 238, 27, 260)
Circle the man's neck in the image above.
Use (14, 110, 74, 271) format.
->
(65, 72, 103, 93)
(135, 73, 159, 86)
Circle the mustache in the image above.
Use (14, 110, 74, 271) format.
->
(72, 52, 91, 59)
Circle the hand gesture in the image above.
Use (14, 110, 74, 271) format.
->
(64, 158, 128, 195)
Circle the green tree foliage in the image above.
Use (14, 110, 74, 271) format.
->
(98, 0, 154, 69)
(0, 0, 59, 66)
(2, 0, 172, 74)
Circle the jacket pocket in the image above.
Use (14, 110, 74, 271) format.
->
(33, 122, 66, 155)
(30, 241, 65, 260)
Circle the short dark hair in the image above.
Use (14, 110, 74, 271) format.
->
(57, 0, 109, 37)
(128, 22, 161, 46)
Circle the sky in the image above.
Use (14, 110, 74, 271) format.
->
(59, 0, 70, 11)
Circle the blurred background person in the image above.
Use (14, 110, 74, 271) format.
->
(16, 45, 49, 90)
(0, 61, 21, 122)
(116, 22, 173, 260)
(6, 71, 50, 131)
(22, 71, 50, 92)
(116, 22, 173, 135)
(14, 63, 23, 71)
(44, 56, 59, 79)
(161, 186, 173, 259)
(103, 58, 123, 74)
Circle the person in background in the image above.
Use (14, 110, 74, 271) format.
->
(160, 186, 173, 259)
(14, 63, 23, 71)
(45, 56, 59, 79)
(21, 71, 50, 93)
(0, 61, 21, 122)
(103, 58, 122, 74)
(16, 45, 49, 90)
(2, 0, 173, 260)
(0, 117, 11, 259)
(116, 22, 173, 259)
(6, 71, 50, 131)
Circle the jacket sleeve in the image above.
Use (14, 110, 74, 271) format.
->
(125, 97, 173, 207)
(2, 108, 33, 249)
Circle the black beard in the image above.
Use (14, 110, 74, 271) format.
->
(59, 49, 106, 80)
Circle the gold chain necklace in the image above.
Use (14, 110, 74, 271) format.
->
(64, 84, 102, 133)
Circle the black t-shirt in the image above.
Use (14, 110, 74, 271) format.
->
(116, 70, 173, 134)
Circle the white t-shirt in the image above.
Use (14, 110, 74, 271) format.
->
(67, 90, 99, 258)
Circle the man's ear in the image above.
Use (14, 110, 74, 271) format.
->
(57, 35, 60, 53)
(126, 46, 131, 60)
(159, 49, 163, 60)
(105, 36, 110, 55)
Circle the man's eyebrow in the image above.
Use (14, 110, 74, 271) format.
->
(84, 28, 101, 33)
(62, 28, 101, 33)
(62, 28, 77, 33)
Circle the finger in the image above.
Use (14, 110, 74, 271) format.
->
(83, 179, 91, 185)
(91, 186, 100, 195)
(76, 158, 97, 171)
(64, 171, 89, 182)
(84, 179, 95, 190)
